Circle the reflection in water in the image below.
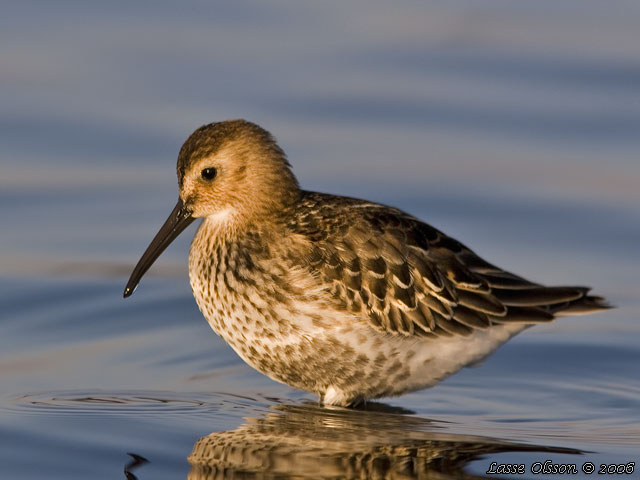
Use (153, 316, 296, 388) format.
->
(123, 453, 149, 480)
(188, 404, 581, 480)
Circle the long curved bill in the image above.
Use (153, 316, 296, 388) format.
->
(123, 198, 195, 298)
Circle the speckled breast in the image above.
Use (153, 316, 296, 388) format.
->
(187, 220, 415, 399)
(188, 220, 348, 394)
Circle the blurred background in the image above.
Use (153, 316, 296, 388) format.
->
(2, 0, 639, 274)
(1, 1, 638, 479)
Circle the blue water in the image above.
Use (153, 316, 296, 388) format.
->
(1, 2, 639, 479)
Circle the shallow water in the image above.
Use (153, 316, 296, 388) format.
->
(1, 1, 639, 479)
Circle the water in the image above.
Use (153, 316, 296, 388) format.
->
(1, 1, 639, 479)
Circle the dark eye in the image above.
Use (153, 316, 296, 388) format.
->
(201, 167, 217, 181)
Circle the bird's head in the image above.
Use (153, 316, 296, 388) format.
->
(123, 119, 299, 297)
(177, 119, 299, 220)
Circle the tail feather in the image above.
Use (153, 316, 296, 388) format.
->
(550, 294, 612, 316)
(492, 286, 589, 307)
(488, 284, 611, 322)
(460, 246, 610, 322)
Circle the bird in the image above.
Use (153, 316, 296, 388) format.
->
(188, 404, 582, 480)
(124, 119, 609, 407)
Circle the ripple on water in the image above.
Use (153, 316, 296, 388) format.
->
(2, 390, 276, 418)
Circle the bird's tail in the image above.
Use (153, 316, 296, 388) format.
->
(547, 291, 612, 317)
(462, 253, 612, 323)
(489, 284, 611, 323)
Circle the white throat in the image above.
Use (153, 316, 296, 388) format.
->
(207, 208, 236, 225)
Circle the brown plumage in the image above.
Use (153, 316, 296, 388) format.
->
(289, 191, 608, 339)
(124, 119, 610, 406)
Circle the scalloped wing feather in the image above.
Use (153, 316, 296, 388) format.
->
(292, 193, 609, 338)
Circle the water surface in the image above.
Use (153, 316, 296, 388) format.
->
(1, 1, 639, 478)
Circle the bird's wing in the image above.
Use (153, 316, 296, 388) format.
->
(293, 195, 597, 338)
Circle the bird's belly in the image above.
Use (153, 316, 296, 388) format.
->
(190, 278, 368, 394)
(190, 266, 526, 403)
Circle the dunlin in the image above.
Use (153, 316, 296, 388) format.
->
(124, 120, 608, 406)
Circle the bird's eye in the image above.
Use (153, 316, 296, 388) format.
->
(201, 168, 217, 181)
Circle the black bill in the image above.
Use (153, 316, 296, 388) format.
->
(123, 198, 195, 298)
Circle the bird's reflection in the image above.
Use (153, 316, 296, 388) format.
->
(123, 453, 148, 480)
(187, 403, 581, 480)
